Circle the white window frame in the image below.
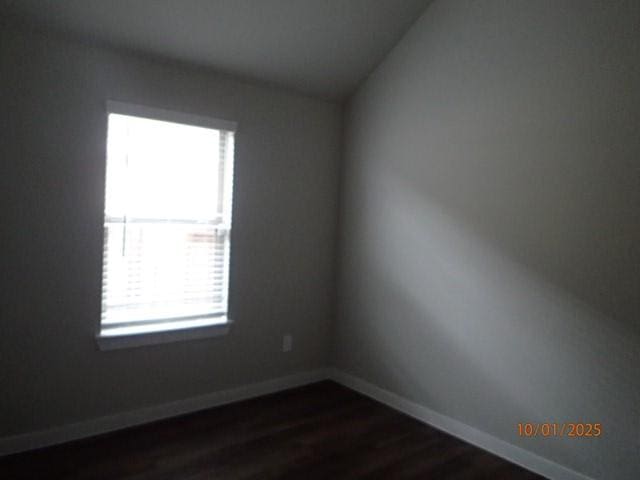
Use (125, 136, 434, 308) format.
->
(96, 101, 237, 351)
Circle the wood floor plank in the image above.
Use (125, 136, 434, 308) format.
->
(0, 381, 546, 479)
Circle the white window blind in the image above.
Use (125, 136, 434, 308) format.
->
(100, 103, 235, 338)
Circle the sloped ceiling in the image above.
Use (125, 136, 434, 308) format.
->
(1, 0, 432, 99)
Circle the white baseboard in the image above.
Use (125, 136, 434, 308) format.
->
(0, 368, 329, 457)
(328, 369, 595, 480)
(0, 367, 597, 480)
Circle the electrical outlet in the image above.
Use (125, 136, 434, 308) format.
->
(282, 334, 293, 352)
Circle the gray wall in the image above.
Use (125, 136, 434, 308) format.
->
(0, 26, 341, 436)
(335, 1, 639, 479)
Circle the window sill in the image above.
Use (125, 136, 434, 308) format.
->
(96, 318, 231, 351)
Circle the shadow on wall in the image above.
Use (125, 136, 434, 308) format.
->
(339, 169, 639, 479)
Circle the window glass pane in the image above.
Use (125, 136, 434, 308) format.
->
(105, 114, 221, 221)
(102, 223, 228, 324)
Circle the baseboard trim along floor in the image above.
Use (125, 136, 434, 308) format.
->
(0, 369, 328, 457)
(1, 367, 595, 480)
(327, 369, 595, 480)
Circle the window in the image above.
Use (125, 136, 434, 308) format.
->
(98, 101, 236, 349)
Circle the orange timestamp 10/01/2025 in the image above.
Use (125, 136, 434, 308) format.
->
(517, 423, 602, 437)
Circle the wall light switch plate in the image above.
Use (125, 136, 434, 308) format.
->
(282, 334, 293, 352)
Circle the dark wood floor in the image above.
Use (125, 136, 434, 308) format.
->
(1, 381, 545, 479)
